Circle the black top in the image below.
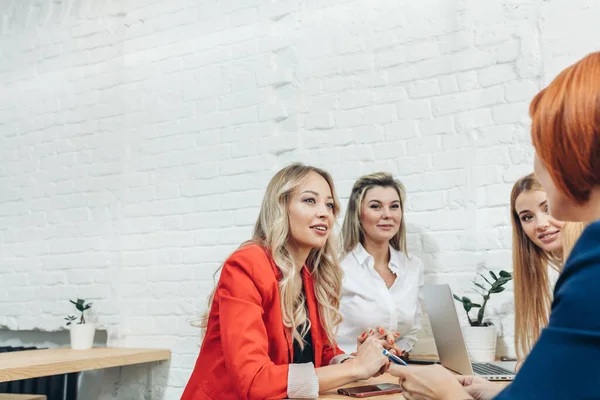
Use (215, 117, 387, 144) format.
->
(292, 287, 315, 364)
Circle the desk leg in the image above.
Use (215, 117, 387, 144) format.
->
(76, 369, 105, 400)
(65, 372, 79, 400)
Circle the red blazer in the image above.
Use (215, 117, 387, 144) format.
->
(182, 244, 344, 400)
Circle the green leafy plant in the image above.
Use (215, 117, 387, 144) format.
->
(64, 298, 93, 326)
(453, 269, 512, 327)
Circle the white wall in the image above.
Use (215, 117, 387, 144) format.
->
(0, 0, 598, 398)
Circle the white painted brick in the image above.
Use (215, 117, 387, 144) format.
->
(509, 144, 536, 165)
(384, 121, 417, 140)
(456, 71, 480, 91)
(454, 109, 493, 132)
(505, 80, 539, 102)
(432, 86, 504, 116)
(477, 124, 520, 146)
(438, 75, 459, 94)
(333, 110, 363, 128)
(373, 141, 406, 160)
(491, 102, 529, 124)
(258, 0, 297, 21)
(406, 79, 440, 98)
(305, 112, 334, 130)
(418, 117, 454, 136)
(259, 103, 287, 122)
(437, 32, 472, 54)
(422, 171, 467, 192)
(304, 93, 338, 113)
(407, 191, 446, 212)
(219, 90, 264, 111)
(474, 166, 503, 185)
(333, 36, 363, 55)
(492, 40, 520, 63)
(229, 7, 258, 27)
(351, 126, 385, 144)
(397, 155, 432, 175)
(478, 64, 518, 87)
(503, 164, 534, 183)
(372, 86, 408, 105)
(375, 48, 408, 69)
(362, 104, 396, 125)
(432, 150, 470, 170)
(475, 147, 511, 166)
(406, 136, 442, 155)
(485, 184, 513, 207)
(410, 209, 471, 231)
(339, 91, 371, 110)
(340, 53, 374, 73)
(396, 99, 432, 119)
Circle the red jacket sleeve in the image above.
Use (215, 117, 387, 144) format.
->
(217, 252, 289, 400)
(322, 341, 345, 365)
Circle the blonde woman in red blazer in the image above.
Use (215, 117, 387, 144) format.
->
(182, 163, 390, 400)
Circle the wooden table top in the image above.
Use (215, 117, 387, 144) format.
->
(0, 347, 171, 383)
(320, 357, 509, 399)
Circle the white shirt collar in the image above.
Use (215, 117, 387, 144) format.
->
(352, 242, 403, 273)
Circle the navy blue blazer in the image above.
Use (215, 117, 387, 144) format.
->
(495, 220, 600, 399)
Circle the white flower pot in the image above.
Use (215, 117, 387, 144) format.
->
(461, 325, 497, 362)
(70, 323, 96, 350)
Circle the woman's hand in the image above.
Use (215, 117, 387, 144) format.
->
(349, 335, 390, 380)
(456, 375, 505, 400)
(357, 326, 404, 355)
(391, 365, 472, 400)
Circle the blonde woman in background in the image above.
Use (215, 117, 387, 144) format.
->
(182, 163, 389, 400)
(337, 172, 424, 357)
(510, 173, 586, 365)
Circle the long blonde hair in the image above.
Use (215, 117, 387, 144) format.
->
(200, 163, 343, 348)
(562, 222, 588, 262)
(341, 172, 408, 256)
(511, 173, 559, 362)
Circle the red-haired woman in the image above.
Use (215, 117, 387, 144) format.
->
(388, 52, 600, 400)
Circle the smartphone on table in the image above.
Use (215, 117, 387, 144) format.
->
(337, 383, 403, 397)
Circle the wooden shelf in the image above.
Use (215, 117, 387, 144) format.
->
(0, 348, 171, 383)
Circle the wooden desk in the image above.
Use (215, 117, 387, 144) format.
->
(0, 395, 47, 400)
(0, 347, 171, 383)
(321, 364, 509, 399)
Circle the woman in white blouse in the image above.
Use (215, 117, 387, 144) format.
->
(337, 172, 424, 356)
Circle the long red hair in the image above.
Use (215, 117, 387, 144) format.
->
(530, 52, 600, 204)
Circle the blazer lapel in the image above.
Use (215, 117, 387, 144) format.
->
(302, 266, 324, 367)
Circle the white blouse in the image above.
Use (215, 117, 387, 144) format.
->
(337, 243, 424, 354)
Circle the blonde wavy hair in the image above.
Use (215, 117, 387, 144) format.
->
(562, 221, 587, 262)
(341, 172, 408, 256)
(511, 173, 586, 362)
(199, 163, 343, 349)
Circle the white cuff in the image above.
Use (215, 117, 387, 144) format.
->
(287, 362, 319, 399)
(329, 354, 354, 365)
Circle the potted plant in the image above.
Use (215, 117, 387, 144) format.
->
(65, 298, 95, 350)
(453, 269, 512, 362)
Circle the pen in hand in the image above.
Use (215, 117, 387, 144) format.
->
(383, 349, 407, 366)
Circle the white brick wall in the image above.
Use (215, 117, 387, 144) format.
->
(1, 0, 598, 398)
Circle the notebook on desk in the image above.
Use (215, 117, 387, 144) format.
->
(422, 284, 516, 381)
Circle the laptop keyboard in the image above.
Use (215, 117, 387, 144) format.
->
(473, 363, 515, 376)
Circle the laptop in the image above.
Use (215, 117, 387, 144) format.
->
(422, 284, 516, 381)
